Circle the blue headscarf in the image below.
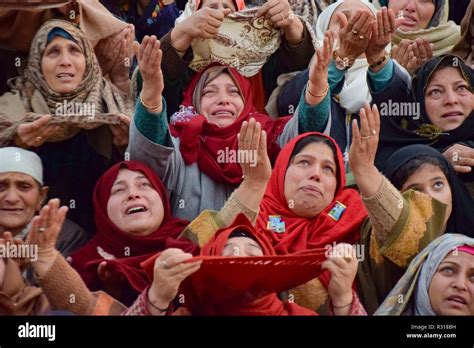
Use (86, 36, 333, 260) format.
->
(47, 27, 78, 44)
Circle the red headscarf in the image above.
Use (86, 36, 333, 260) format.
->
(256, 132, 367, 286)
(169, 64, 290, 185)
(176, 214, 319, 315)
(70, 161, 197, 302)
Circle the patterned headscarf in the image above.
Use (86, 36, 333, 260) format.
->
(7, 19, 132, 141)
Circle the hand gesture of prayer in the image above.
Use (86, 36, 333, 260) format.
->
(238, 118, 272, 187)
(334, 8, 374, 66)
(148, 248, 202, 315)
(15, 115, 61, 148)
(97, 261, 127, 300)
(25, 199, 69, 276)
(322, 243, 358, 314)
(365, 7, 400, 71)
(348, 103, 383, 198)
(391, 39, 433, 75)
(133, 35, 164, 114)
(306, 30, 334, 105)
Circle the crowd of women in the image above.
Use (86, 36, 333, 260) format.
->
(0, 0, 473, 317)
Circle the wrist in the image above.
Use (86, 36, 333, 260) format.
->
(335, 49, 357, 67)
(147, 287, 171, 313)
(284, 18, 304, 45)
(330, 292, 353, 308)
(366, 50, 387, 65)
(171, 25, 192, 51)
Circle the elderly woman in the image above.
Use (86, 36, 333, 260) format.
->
(384, 0, 460, 74)
(0, 20, 133, 234)
(129, 28, 334, 221)
(375, 233, 474, 315)
(370, 54, 474, 194)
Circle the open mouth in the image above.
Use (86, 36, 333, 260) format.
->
(212, 110, 235, 117)
(401, 14, 418, 27)
(125, 205, 148, 215)
(56, 72, 75, 82)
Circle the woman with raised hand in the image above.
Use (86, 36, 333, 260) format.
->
(346, 102, 474, 313)
(276, 0, 401, 168)
(128, 29, 335, 221)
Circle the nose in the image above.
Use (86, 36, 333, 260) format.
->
(452, 273, 468, 291)
(59, 52, 73, 67)
(126, 187, 141, 201)
(3, 188, 20, 204)
(443, 88, 459, 105)
(404, 0, 416, 13)
(217, 92, 230, 105)
(308, 166, 322, 182)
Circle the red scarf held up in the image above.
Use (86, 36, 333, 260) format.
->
(142, 214, 322, 315)
(169, 63, 290, 186)
(257, 132, 368, 287)
(70, 161, 197, 299)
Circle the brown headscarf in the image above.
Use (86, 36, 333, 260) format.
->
(0, 19, 133, 154)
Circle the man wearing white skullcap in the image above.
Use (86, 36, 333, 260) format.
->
(0, 147, 88, 258)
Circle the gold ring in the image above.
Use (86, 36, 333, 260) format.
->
(280, 11, 285, 21)
(38, 227, 46, 233)
(371, 129, 377, 136)
(352, 29, 359, 35)
(359, 35, 365, 40)
(361, 135, 371, 140)
(35, 136, 43, 143)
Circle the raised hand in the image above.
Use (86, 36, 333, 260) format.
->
(306, 30, 334, 105)
(15, 115, 61, 148)
(322, 243, 358, 314)
(365, 7, 400, 70)
(148, 248, 202, 314)
(238, 118, 271, 187)
(25, 198, 68, 251)
(391, 38, 433, 75)
(97, 261, 127, 300)
(334, 8, 374, 66)
(348, 104, 383, 198)
(133, 35, 164, 113)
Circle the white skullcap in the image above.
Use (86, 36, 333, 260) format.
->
(0, 147, 43, 185)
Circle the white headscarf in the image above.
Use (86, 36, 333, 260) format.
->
(0, 147, 43, 185)
(315, 0, 389, 114)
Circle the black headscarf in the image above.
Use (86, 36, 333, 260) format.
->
(383, 144, 474, 237)
(375, 54, 474, 170)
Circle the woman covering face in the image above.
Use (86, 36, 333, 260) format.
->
(375, 233, 474, 315)
(70, 161, 195, 305)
